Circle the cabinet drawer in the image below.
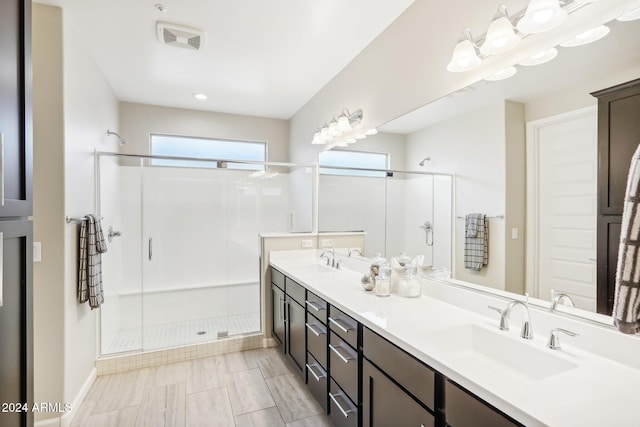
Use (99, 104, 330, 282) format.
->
(306, 320, 327, 368)
(328, 305, 358, 349)
(271, 267, 285, 290)
(305, 290, 328, 324)
(329, 332, 358, 403)
(329, 379, 358, 427)
(285, 277, 306, 306)
(306, 353, 328, 413)
(363, 327, 435, 410)
(445, 380, 522, 427)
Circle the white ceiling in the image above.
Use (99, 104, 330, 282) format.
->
(35, 0, 414, 119)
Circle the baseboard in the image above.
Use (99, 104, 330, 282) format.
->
(60, 367, 97, 427)
(34, 417, 60, 427)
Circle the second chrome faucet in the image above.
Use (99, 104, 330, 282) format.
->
(489, 300, 534, 340)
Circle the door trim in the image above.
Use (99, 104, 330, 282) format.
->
(525, 105, 597, 298)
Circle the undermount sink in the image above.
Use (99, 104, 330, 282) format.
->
(427, 324, 578, 380)
(292, 263, 337, 275)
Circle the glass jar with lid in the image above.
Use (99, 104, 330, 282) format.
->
(375, 266, 391, 297)
(370, 252, 387, 277)
(397, 264, 421, 298)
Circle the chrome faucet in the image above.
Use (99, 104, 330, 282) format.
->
(551, 293, 575, 311)
(547, 328, 578, 350)
(489, 300, 534, 339)
(320, 249, 336, 268)
(348, 248, 362, 257)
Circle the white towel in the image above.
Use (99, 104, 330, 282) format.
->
(78, 214, 108, 309)
(464, 213, 488, 271)
(613, 144, 640, 334)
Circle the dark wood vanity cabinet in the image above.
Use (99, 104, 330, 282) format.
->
(270, 267, 526, 427)
(269, 269, 305, 376)
(593, 78, 640, 315)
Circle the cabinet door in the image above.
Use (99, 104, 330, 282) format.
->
(0, 220, 33, 427)
(286, 297, 305, 374)
(0, 0, 32, 218)
(445, 380, 521, 427)
(271, 284, 285, 347)
(362, 360, 434, 427)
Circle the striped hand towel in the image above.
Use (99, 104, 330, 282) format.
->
(78, 214, 108, 309)
(464, 213, 488, 271)
(614, 144, 640, 334)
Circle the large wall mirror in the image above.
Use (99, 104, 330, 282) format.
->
(370, 16, 640, 320)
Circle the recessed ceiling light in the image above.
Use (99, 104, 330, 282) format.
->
(193, 93, 208, 100)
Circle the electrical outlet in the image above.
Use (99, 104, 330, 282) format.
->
(321, 238, 334, 248)
(301, 239, 313, 249)
(33, 242, 42, 263)
(511, 228, 518, 240)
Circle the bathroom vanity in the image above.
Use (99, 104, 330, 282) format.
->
(269, 249, 640, 427)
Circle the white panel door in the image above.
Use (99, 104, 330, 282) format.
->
(536, 110, 597, 311)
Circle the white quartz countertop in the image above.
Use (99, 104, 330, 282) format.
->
(269, 250, 640, 427)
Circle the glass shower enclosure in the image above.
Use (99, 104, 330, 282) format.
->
(97, 152, 315, 356)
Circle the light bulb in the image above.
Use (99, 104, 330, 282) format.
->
(365, 128, 378, 136)
(484, 66, 517, 81)
(517, 0, 567, 34)
(480, 6, 521, 55)
(560, 25, 609, 47)
(518, 47, 558, 66)
(337, 115, 351, 132)
(447, 30, 481, 72)
(617, 6, 640, 22)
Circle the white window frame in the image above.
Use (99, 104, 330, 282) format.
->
(319, 149, 390, 177)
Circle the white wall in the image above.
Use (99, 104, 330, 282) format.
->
(32, 5, 65, 423)
(119, 102, 290, 162)
(33, 4, 121, 422)
(62, 5, 120, 408)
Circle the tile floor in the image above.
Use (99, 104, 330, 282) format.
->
(72, 347, 333, 427)
(104, 312, 261, 354)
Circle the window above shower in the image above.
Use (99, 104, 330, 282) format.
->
(150, 133, 266, 170)
(319, 149, 389, 177)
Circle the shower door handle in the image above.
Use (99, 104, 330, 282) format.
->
(148, 237, 153, 261)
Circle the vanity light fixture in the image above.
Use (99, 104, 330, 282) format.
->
(484, 66, 518, 81)
(518, 47, 558, 66)
(617, 6, 640, 21)
(517, 0, 567, 34)
(365, 128, 378, 136)
(446, 29, 482, 72)
(311, 109, 363, 145)
(560, 24, 610, 47)
(480, 5, 521, 56)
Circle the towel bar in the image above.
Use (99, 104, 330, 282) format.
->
(66, 215, 103, 224)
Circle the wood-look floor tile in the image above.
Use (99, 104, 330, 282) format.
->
(285, 414, 333, 427)
(265, 373, 322, 423)
(186, 388, 235, 427)
(147, 361, 188, 387)
(236, 406, 286, 427)
(83, 405, 139, 427)
(224, 349, 259, 373)
(187, 355, 226, 394)
(226, 368, 276, 415)
(135, 382, 185, 427)
(93, 368, 150, 414)
(70, 398, 98, 427)
(255, 348, 294, 378)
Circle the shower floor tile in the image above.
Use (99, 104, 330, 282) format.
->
(104, 312, 261, 354)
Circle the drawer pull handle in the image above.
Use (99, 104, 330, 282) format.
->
(329, 392, 355, 418)
(329, 343, 353, 364)
(328, 316, 353, 333)
(306, 363, 326, 381)
(305, 323, 326, 337)
(305, 300, 324, 312)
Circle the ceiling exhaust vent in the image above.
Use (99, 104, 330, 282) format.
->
(156, 22, 204, 50)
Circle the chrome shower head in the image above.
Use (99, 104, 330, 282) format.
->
(419, 157, 430, 166)
(107, 130, 127, 145)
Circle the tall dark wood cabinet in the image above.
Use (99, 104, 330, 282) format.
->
(593, 78, 640, 315)
(0, 0, 33, 426)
